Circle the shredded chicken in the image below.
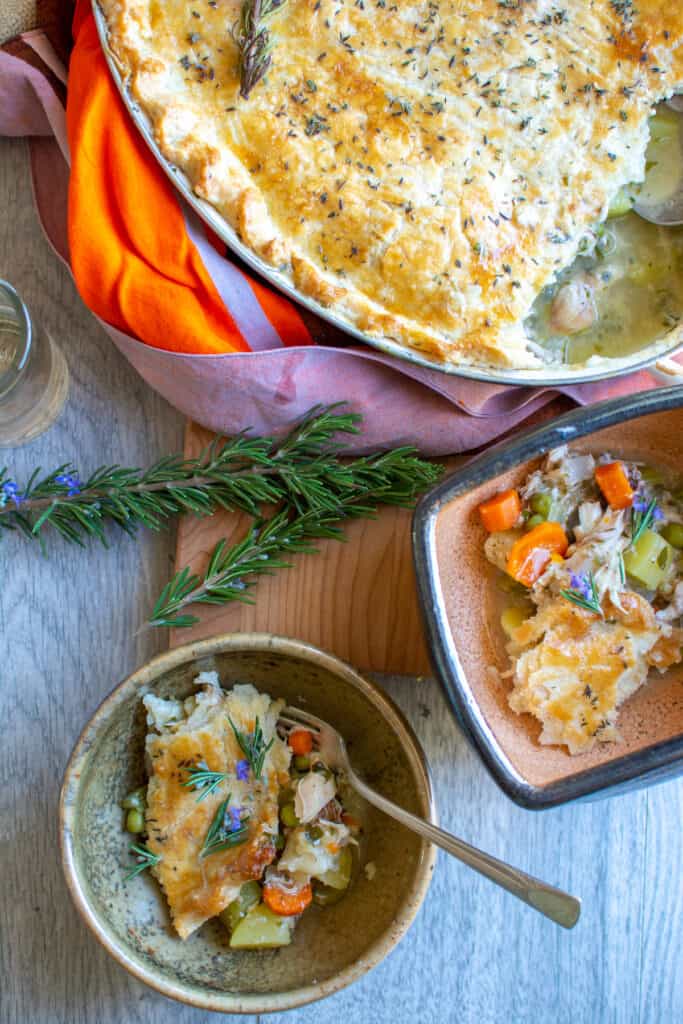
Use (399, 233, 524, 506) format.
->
(485, 446, 683, 754)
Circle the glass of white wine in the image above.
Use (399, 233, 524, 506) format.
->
(0, 280, 69, 446)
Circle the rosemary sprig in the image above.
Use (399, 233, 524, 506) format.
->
(147, 439, 441, 629)
(560, 571, 603, 617)
(229, 716, 274, 780)
(201, 797, 250, 857)
(182, 762, 228, 802)
(124, 842, 161, 881)
(233, 0, 286, 100)
(147, 509, 324, 628)
(0, 406, 441, 548)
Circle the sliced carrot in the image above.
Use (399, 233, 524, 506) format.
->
(288, 729, 313, 755)
(262, 882, 313, 917)
(595, 462, 634, 510)
(341, 812, 362, 832)
(478, 488, 522, 533)
(506, 522, 569, 587)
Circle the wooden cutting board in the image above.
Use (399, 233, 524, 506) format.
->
(168, 401, 572, 671)
(169, 421, 461, 673)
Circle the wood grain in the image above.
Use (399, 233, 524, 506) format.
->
(2, 132, 683, 1024)
(169, 422, 461, 673)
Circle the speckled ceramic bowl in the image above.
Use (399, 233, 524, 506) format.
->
(59, 634, 436, 1014)
(413, 385, 683, 809)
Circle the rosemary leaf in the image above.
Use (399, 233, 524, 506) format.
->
(630, 498, 658, 547)
(559, 571, 603, 617)
(201, 797, 251, 857)
(123, 842, 161, 881)
(229, 716, 274, 780)
(182, 763, 228, 802)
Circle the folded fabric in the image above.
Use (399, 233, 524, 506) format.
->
(0, 5, 680, 455)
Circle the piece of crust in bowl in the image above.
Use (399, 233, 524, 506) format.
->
(143, 678, 290, 939)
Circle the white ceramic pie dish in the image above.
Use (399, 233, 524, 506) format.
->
(92, 0, 683, 386)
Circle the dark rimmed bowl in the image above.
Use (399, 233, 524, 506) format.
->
(413, 385, 683, 809)
(59, 633, 437, 1014)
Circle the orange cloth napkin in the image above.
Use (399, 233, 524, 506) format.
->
(66, 0, 312, 354)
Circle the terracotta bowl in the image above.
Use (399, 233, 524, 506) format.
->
(59, 634, 436, 1013)
(413, 385, 683, 809)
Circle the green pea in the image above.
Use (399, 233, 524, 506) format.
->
(280, 802, 300, 828)
(312, 882, 346, 907)
(220, 881, 262, 933)
(529, 492, 551, 518)
(526, 514, 545, 530)
(307, 825, 324, 842)
(293, 755, 311, 772)
(125, 809, 145, 834)
(121, 786, 146, 811)
(661, 522, 683, 549)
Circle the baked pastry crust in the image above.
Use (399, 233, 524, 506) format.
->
(99, 0, 683, 369)
(143, 683, 289, 939)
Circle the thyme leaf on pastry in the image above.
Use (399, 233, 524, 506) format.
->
(233, 0, 286, 100)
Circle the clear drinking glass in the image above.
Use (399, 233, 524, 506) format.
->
(0, 280, 69, 446)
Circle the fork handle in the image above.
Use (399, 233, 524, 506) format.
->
(349, 773, 580, 929)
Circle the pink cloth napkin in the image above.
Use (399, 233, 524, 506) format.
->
(1, 33, 680, 454)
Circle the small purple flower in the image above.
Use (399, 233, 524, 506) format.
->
(632, 494, 650, 514)
(569, 571, 592, 601)
(1, 479, 24, 507)
(235, 758, 250, 782)
(55, 472, 81, 497)
(228, 805, 243, 832)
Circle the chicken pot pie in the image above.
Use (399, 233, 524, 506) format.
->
(99, 0, 683, 369)
(478, 449, 683, 754)
(120, 674, 362, 947)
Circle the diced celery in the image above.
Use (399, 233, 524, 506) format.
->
(607, 186, 634, 219)
(316, 846, 353, 891)
(661, 522, 683, 549)
(229, 904, 294, 949)
(623, 529, 674, 589)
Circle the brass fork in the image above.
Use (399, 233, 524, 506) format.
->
(278, 706, 581, 930)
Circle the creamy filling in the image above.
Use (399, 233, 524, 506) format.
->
(526, 103, 683, 366)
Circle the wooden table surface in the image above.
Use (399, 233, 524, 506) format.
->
(1, 135, 682, 1023)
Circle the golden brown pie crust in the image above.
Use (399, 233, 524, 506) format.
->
(99, 0, 683, 368)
